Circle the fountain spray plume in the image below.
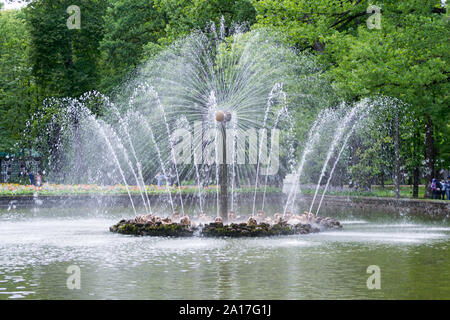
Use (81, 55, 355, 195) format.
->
(308, 103, 361, 214)
(149, 88, 185, 215)
(283, 112, 332, 216)
(32, 21, 335, 220)
(110, 104, 152, 214)
(314, 105, 367, 215)
(252, 83, 283, 216)
(261, 102, 290, 212)
(133, 110, 175, 214)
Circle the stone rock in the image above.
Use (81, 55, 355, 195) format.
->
(247, 217, 258, 226)
(264, 217, 273, 224)
(110, 214, 342, 238)
(110, 218, 196, 237)
(162, 217, 172, 224)
(171, 212, 180, 222)
(317, 217, 342, 230)
(180, 215, 191, 226)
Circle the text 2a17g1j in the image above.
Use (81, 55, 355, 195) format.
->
(223, 304, 271, 317)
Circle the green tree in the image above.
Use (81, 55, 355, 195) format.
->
(155, 0, 256, 44)
(25, 0, 106, 99)
(99, 0, 167, 93)
(0, 9, 36, 152)
(24, 0, 107, 181)
(326, 4, 449, 197)
(100, 0, 256, 93)
(253, 0, 449, 197)
(252, 0, 369, 51)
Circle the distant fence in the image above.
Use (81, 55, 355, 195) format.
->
(0, 154, 41, 183)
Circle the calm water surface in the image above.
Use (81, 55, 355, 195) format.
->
(0, 204, 449, 299)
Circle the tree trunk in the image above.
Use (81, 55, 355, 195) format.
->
(412, 130, 420, 198)
(49, 124, 63, 182)
(394, 113, 400, 198)
(380, 171, 385, 188)
(413, 166, 420, 198)
(424, 115, 435, 198)
(20, 147, 26, 177)
(72, 114, 84, 183)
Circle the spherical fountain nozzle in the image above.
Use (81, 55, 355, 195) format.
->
(215, 111, 224, 122)
(215, 111, 232, 122)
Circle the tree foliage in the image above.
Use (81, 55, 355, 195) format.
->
(25, 0, 106, 99)
(0, 0, 448, 197)
(0, 9, 34, 151)
(253, 0, 449, 193)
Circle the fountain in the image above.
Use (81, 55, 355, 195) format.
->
(36, 23, 368, 237)
(3, 17, 448, 301)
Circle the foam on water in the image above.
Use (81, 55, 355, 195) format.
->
(318, 230, 447, 244)
(338, 220, 368, 224)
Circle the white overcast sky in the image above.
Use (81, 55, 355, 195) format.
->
(2, 1, 28, 10)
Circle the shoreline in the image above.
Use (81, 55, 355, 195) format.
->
(1, 192, 448, 218)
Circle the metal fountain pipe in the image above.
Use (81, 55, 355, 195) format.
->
(216, 111, 231, 223)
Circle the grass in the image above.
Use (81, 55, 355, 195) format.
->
(298, 185, 428, 199)
(0, 183, 439, 200)
(0, 183, 280, 196)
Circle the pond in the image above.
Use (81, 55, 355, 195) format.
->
(0, 202, 449, 299)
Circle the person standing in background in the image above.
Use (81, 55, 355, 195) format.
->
(154, 172, 165, 188)
(444, 176, 450, 200)
(431, 179, 437, 199)
(28, 171, 34, 185)
(35, 172, 42, 187)
(440, 179, 446, 200)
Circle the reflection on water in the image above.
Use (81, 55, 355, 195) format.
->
(0, 205, 449, 299)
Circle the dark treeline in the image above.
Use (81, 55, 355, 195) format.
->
(0, 0, 448, 198)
